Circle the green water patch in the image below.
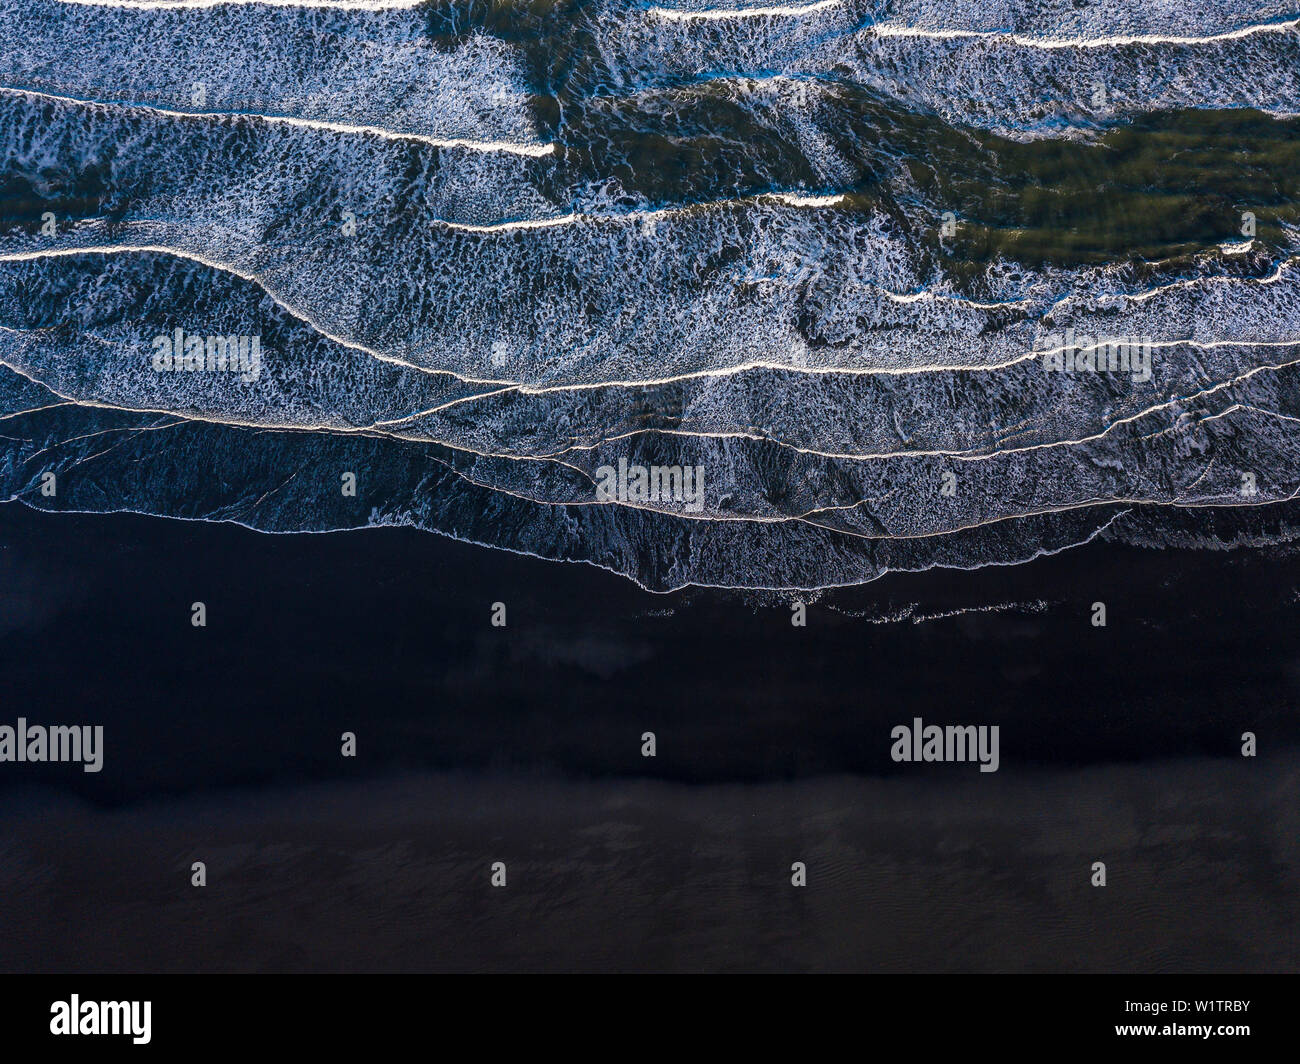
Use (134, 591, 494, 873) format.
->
(546, 77, 1298, 276)
(907, 107, 1300, 270)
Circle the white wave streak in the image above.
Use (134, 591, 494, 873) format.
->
(911, 600, 1052, 625)
(0, 86, 554, 158)
(650, 0, 843, 21)
(773, 193, 846, 207)
(873, 18, 1300, 49)
(1126, 257, 1293, 302)
(436, 192, 847, 232)
(0, 245, 506, 385)
(440, 214, 581, 234)
(875, 288, 1026, 310)
(51, 0, 427, 10)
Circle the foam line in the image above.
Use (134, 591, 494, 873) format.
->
(871, 17, 1300, 48)
(52, 0, 427, 10)
(649, 1, 844, 21)
(0, 85, 554, 157)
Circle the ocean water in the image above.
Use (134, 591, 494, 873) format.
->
(1, 0, 1298, 589)
(0, 0, 1298, 973)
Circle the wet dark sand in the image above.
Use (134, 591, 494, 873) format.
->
(1, 503, 1298, 971)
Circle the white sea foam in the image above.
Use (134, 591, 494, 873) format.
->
(3, 0, 1299, 589)
(53, 1, 425, 8)
(871, 17, 1300, 48)
(588, 3, 1300, 135)
(0, 85, 553, 156)
(0, 1, 545, 148)
(649, 1, 845, 20)
(650, 0, 1297, 40)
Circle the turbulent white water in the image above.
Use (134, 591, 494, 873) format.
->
(585, 0, 1300, 137)
(0, 1, 545, 147)
(1, 0, 1298, 589)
